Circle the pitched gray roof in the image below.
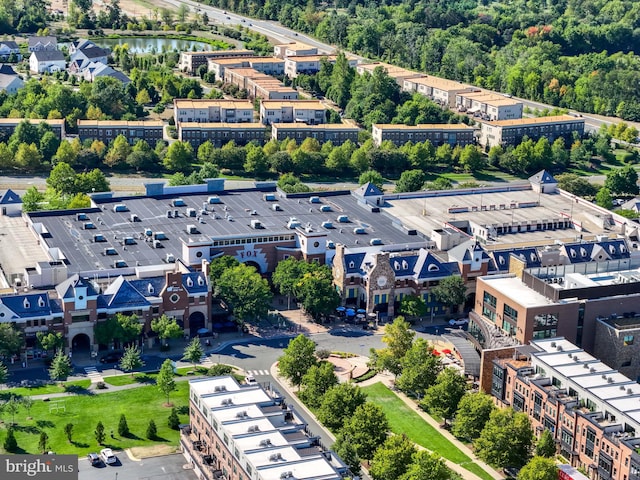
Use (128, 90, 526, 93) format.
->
(32, 50, 65, 62)
(528, 169, 557, 185)
(29, 36, 57, 48)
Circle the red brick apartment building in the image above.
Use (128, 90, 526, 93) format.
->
(484, 338, 640, 480)
(182, 376, 348, 480)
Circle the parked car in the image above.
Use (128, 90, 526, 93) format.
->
(245, 375, 256, 385)
(448, 318, 469, 326)
(87, 453, 102, 466)
(100, 352, 123, 364)
(100, 448, 117, 465)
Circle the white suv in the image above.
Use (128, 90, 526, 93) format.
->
(100, 448, 117, 465)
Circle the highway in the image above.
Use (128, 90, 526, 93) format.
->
(157, 0, 640, 134)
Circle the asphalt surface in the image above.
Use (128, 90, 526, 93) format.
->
(78, 452, 196, 480)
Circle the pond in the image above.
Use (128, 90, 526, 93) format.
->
(92, 37, 213, 54)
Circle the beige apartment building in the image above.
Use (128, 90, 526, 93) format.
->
(371, 123, 476, 147)
(173, 99, 255, 125)
(455, 91, 523, 121)
(178, 122, 267, 148)
(77, 120, 164, 145)
(273, 41, 318, 58)
(259, 100, 327, 125)
(402, 76, 477, 107)
(478, 115, 586, 148)
(178, 49, 255, 74)
(271, 122, 360, 145)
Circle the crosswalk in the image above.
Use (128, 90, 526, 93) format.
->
(85, 366, 103, 383)
(245, 369, 270, 376)
(200, 355, 215, 367)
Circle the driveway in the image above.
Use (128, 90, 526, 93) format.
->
(78, 452, 197, 480)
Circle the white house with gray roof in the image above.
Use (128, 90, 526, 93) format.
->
(29, 50, 65, 73)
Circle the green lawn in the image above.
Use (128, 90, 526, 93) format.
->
(362, 383, 494, 480)
(0, 380, 92, 398)
(103, 374, 157, 387)
(0, 383, 190, 455)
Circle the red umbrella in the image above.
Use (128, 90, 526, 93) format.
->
(442, 349, 452, 355)
(432, 350, 441, 356)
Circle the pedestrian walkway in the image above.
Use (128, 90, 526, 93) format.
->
(84, 366, 103, 383)
(199, 355, 214, 368)
(245, 369, 270, 376)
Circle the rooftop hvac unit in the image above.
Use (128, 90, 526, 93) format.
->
(144, 229, 153, 236)
(154, 232, 168, 240)
(93, 234, 106, 242)
(370, 238, 383, 245)
(113, 204, 129, 212)
(251, 220, 263, 229)
(272, 203, 282, 211)
(114, 261, 128, 268)
(166, 210, 172, 218)
(326, 240, 335, 249)
(208, 196, 222, 204)
(130, 214, 140, 222)
(320, 205, 332, 212)
(76, 213, 89, 221)
(322, 221, 334, 229)
(174, 210, 179, 218)
(186, 225, 199, 234)
(104, 248, 117, 256)
(172, 198, 186, 207)
(166, 253, 176, 263)
(309, 196, 320, 204)
(337, 215, 349, 223)
(123, 237, 136, 245)
(186, 208, 197, 217)
(83, 222, 96, 230)
(287, 217, 301, 229)
(263, 193, 276, 202)
(153, 240, 163, 249)
(353, 227, 366, 234)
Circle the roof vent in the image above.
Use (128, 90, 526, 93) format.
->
(165, 253, 176, 263)
(251, 220, 263, 229)
(556, 345, 563, 351)
(550, 342, 556, 348)
(172, 198, 186, 207)
(628, 389, 634, 395)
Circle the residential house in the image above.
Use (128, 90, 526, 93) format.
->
(0, 41, 21, 61)
(0, 73, 24, 94)
(29, 50, 65, 73)
(455, 91, 523, 121)
(70, 43, 109, 70)
(82, 62, 130, 84)
(28, 36, 57, 52)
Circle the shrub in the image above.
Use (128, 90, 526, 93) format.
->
(96, 381, 108, 389)
(4, 428, 17, 452)
(207, 364, 233, 376)
(118, 414, 130, 437)
(316, 349, 331, 360)
(168, 408, 180, 430)
(146, 419, 157, 440)
(352, 369, 377, 383)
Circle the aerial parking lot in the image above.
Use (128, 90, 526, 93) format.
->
(78, 452, 197, 480)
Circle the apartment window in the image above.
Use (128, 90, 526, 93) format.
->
(504, 304, 518, 320)
(624, 335, 634, 346)
(483, 291, 497, 308)
(483, 305, 496, 322)
(585, 428, 596, 458)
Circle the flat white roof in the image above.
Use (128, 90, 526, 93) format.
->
(224, 417, 276, 436)
(190, 376, 242, 396)
(244, 445, 302, 467)
(214, 404, 267, 423)
(591, 383, 640, 400)
(234, 431, 290, 451)
(257, 458, 341, 480)
(481, 275, 554, 306)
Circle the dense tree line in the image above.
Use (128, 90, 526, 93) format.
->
(0, 0, 48, 33)
(197, 0, 640, 120)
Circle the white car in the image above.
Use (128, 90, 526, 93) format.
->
(246, 375, 257, 385)
(448, 318, 469, 326)
(100, 448, 117, 465)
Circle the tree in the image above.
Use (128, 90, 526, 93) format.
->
(118, 414, 129, 437)
(299, 362, 338, 408)
(395, 338, 442, 396)
(517, 457, 558, 480)
(536, 429, 556, 458)
(36, 331, 64, 355)
(115, 313, 143, 344)
(168, 407, 180, 430)
(15, 143, 43, 172)
(151, 315, 183, 344)
(278, 334, 318, 388)
(394, 169, 425, 193)
(272, 257, 309, 302)
(49, 349, 72, 382)
(474, 408, 534, 469)
(341, 402, 389, 460)
(370, 434, 416, 480)
(459, 145, 486, 172)
(605, 165, 639, 196)
(400, 451, 451, 480)
(163, 140, 193, 172)
(157, 358, 176, 406)
(5, 396, 19, 425)
(64, 423, 74, 443)
(119, 345, 145, 375)
(595, 187, 613, 209)
(295, 267, 340, 321)
(95, 421, 106, 445)
(47, 162, 77, 195)
(398, 295, 427, 321)
(420, 368, 467, 423)
(333, 433, 361, 474)
(4, 427, 17, 452)
(451, 392, 496, 441)
(146, 419, 157, 439)
(425, 177, 453, 190)
(215, 263, 273, 324)
(21, 186, 45, 212)
(317, 382, 367, 431)
(104, 134, 131, 168)
(0, 362, 7, 386)
(431, 276, 466, 311)
(358, 169, 383, 189)
(21, 396, 33, 418)
(208, 255, 240, 288)
(555, 173, 598, 197)
(183, 337, 204, 367)
(373, 316, 415, 376)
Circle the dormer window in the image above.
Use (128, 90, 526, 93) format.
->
(428, 264, 439, 272)
(530, 253, 537, 262)
(197, 276, 205, 286)
(348, 261, 355, 269)
(402, 260, 408, 269)
(394, 261, 401, 270)
(580, 247, 587, 257)
(186, 277, 194, 287)
(38, 296, 46, 308)
(498, 257, 505, 265)
(609, 245, 616, 254)
(23, 298, 30, 309)
(570, 249, 576, 258)
(148, 284, 154, 294)
(621, 244, 627, 253)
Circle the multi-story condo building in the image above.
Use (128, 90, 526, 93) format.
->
(0, 118, 65, 140)
(182, 376, 349, 480)
(179, 49, 255, 74)
(402, 76, 477, 107)
(208, 57, 285, 82)
(179, 122, 267, 148)
(248, 80, 298, 101)
(284, 55, 358, 78)
(355, 62, 424, 87)
(271, 122, 360, 145)
(273, 42, 318, 59)
(485, 337, 640, 480)
(77, 120, 164, 145)
(455, 91, 523, 121)
(174, 99, 255, 125)
(259, 100, 327, 125)
(371, 123, 476, 147)
(478, 115, 586, 148)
